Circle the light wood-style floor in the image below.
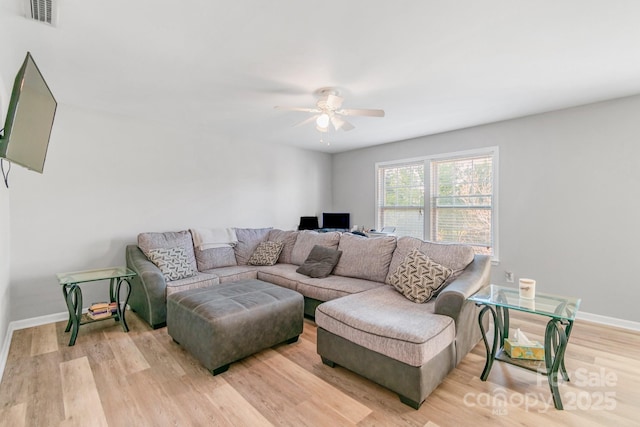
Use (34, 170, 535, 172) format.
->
(0, 310, 638, 427)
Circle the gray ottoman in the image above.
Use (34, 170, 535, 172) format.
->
(167, 279, 303, 375)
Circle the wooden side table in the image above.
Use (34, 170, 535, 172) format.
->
(468, 284, 581, 410)
(57, 266, 136, 346)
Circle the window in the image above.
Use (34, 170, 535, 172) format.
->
(376, 148, 498, 257)
(377, 162, 425, 239)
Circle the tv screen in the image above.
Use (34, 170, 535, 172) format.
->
(322, 213, 350, 230)
(0, 52, 57, 173)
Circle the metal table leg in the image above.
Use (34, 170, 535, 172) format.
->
(62, 284, 72, 333)
(479, 305, 503, 380)
(116, 277, 131, 332)
(545, 318, 571, 409)
(63, 283, 82, 346)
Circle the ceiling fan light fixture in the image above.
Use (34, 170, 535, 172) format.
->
(316, 113, 330, 129)
(275, 86, 385, 137)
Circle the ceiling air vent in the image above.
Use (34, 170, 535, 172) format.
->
(25, 0, 58, 26)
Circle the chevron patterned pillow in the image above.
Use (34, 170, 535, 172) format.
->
(147, 246, 196, 281)
(248, 241, 284, 266)
(388, 248, 453, 303)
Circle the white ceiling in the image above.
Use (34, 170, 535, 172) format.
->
(5, 0, 640, 153)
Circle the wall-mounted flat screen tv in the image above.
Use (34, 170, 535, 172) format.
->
(322, 212, 350, 230)
(0, 52, 57, 173)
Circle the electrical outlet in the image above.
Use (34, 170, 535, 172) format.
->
(505, 271, 514, 283)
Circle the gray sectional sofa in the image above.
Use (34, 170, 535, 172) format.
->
(125, 227, 491, 408)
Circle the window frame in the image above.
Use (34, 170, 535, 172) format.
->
(375, 147, 499, 261)
(375, 160, 426, 240)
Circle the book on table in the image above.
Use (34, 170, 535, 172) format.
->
(90, 301, 109, 309)
(90, 302, 118, 312)
(88, 302, 118, 319)
(87, 310, 112, 320)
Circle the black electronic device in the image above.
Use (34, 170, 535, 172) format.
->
(322, 213, 350, 230)
(0, 52, 57, 174)
(298, 216, 319, 230)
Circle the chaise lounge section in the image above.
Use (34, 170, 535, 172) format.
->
(315, 250, 491, 408)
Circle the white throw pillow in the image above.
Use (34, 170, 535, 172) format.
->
(147, 246, 196, 281)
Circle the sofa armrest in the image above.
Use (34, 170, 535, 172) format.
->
(435, 255, 491, 320)
(434, 254, 491, 364)
(435, 254, 491, 322)
(125, 245, 168, 328)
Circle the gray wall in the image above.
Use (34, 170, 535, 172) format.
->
(333, 95, 640, 322)
(0, 2, 333, 330)
(6, 103, 332, 321)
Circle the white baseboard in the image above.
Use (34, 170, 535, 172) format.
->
(10, 311, 70, 331)
(0, 310, 77, 382)
(576, 311, 640, 331)
(1, 309, 639, 383)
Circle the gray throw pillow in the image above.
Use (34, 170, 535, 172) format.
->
(296, 245, 342, 278)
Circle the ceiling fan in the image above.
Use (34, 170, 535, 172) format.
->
(274, 87, 385, 133)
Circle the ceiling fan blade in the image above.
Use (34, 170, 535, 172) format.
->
(330, 115, 355, 131)
(292, 115, 319, 128)
(340, 120, 355, 131)
(338, 108, 385, 117)
(330, 115, 344, 130)
(326, 94, 344, 110)
(274, 106, 321, 113)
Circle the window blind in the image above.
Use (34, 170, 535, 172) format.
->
(376, 148, 497, 258)
(376, 161, 425, 239)
(431, 155, 493, 254)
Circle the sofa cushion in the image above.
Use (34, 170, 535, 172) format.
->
(202, 265, 259, 284)
(386, 236, 474, 285)
(290, 231, 341, 265)
(233, 228, 272, 265)
(165, 272, 219, 296)
(138, 230, 198, 272)
(256, 264, 300, 291)
(194, 246, 237, 271)
(248, 241, 284, 266)
(255, 264, 383, 301)
(267, 229, 299, 264)
(388, 249, 453, 303)
(296, 275, 384, 302)
(333, 233, 396, 283)
(296, 245, 342, 278)
(146, 247, 196, 282)
(315, 286, 456, 367)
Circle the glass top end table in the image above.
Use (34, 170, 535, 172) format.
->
(468, 284, 581, 410)
(57, 266, 136, 346)
(468, 284, 581, 320)
(57, 266, 135, 286)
